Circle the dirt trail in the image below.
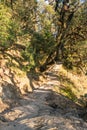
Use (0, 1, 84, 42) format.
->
(0, 64, 87, 130)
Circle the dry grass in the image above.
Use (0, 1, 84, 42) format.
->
(53, 65, 87, 105)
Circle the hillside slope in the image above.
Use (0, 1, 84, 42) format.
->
(0, 62, 87, 130)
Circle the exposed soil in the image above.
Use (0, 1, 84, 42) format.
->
(0, 64, 87, 130)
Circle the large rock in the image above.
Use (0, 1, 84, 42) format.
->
(0, 82, 20, 99)
(15, 75, 33, 94)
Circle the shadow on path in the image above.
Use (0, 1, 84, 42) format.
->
(0, 89, 87, 130)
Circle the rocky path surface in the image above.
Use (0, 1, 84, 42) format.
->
(0, 64, 87, 130)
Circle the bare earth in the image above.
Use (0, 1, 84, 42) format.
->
(0, 64, 87, 130)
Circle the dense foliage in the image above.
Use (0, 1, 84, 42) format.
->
(0, 0, 87, 73)
(0, 4, 16, 50)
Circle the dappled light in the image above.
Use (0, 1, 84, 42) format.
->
(0, 90, 87, 130)
(0, 0, 87, 130)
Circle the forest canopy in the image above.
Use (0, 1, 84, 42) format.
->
(0, 0, 87, 73)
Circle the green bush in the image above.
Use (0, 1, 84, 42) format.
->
(0, 4, 17, 50)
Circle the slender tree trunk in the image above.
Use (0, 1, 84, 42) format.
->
(10, 0, 13, 9)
